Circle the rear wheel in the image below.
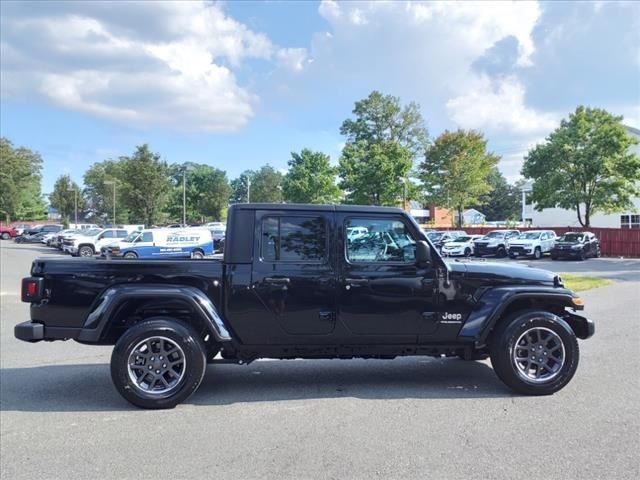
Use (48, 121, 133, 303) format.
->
(1, 232, 9, 240)
(111, 318, 207, 409)
(490, 310, 579, 395)
(191, 249, 205, 259)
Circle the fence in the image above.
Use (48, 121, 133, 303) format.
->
(423, 226, 640, 258)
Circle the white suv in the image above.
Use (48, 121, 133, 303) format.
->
(508, 230, 557, 260)
(63, 228, 129, 257)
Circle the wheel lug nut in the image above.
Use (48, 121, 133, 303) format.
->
(149, 365, 153, 369)
(162, 364, 167, 368)
(156, 370, 160, 374)
(151, 357, 155, 360)
(159, 356, 163, 360)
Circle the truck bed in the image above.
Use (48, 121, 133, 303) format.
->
(29, 257, 224, 330)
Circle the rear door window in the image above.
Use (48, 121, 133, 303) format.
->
(261, 216, 327, 262)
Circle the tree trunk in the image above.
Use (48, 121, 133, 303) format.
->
(584, 205, 591, 228)
(456, 206, 463, 228)
(576, 204, 585, 227)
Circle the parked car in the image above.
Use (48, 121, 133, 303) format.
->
(426, 230, 467, 251)
(551, 232, 601, 260)
(473, 230, 521, 257)
(14, 232, 48, 244)
(15, 203, 594, 409)
(105, 227, 214, 259)
(508, 230, 557, 260)
(441, 234, 483, 257)
(46, 229, 77, 248)
(63, 228, 130, 256)
(0, 226, 18, 240)
(24, 224, 62, 236)
(12, 224, 31, 236)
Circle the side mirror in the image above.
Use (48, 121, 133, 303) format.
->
(416, 240, 431, 266)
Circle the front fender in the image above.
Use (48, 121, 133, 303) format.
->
(458, 286, 583, 347)
(78, 284, 232, 343)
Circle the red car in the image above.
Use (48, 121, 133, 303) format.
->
(0, 226, 18, 240)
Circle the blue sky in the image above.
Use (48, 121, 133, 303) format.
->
(1, 0, 638, 194)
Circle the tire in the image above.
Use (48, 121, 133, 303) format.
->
(533, 247, 542, 260)
(579, 250, 586, 261)
(489, 310, 579, 396)
(464, 248, 471, 257)
(1, 232, 10, 240)
(78, 245, 94, 257)
(595, 247, 601, 258)
(110, 318, 207, 409)
(496, 246, 507, 258)
(551, 255, 558, 261)
(191, 249, 205, 259)
(123, 251, 138, 259)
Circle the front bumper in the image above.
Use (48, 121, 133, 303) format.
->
(474, 244, 499, 255)
(562, 312, 595, 339)
(553, 248, 582, 258)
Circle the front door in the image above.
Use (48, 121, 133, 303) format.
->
(336, 214, 438, 344)
(251, 210, 337, 343)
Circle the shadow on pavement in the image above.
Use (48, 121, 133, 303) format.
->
(0, 357, 511, 412)
(1, 244, 67, 255)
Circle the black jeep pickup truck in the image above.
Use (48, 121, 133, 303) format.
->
(16, 204, 594, 409)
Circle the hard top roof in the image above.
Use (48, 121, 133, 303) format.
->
(231, 203, 405, 214)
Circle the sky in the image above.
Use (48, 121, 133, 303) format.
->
(1, 0, 639, 194)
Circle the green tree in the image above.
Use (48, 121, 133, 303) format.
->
(283, 149, 342, 204)
(339, 141, 412, 205)
(230, 170, 254, 204)
(419, 129, 498, 227)
(522, 106, 640, 227)
(49, 174, 85, 224)
(167, 163, 231, 222)
(119, 145, 171, 226)
(0, 138, 46, 221)
(470, 168, 521, 221)
(83, 160, 130, 224)
(340, 91, 428, 157)
(249, 165, 284, 203)
(338, 91, 427, 205)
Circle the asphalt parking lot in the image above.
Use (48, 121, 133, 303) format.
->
(1, 242, 639, 479)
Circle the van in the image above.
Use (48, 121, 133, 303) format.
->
(107, 228, 213, 259)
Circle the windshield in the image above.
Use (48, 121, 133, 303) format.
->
(82, 228, 103, 237)
(427, 232, 444, 241)
(518, 232, 542, 240)
(122, 232, 140, 242)
(485, 231, 505, 239)
(559, 233, 584, 242)
(452, 236, 473, 243)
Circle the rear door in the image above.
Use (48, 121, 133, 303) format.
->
(251, 210, 337, 343)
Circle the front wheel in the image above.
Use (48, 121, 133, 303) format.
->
(2, 232, 10, 240)
(111, 318, 207, 409)
(464, 248, 471, 257)
(123, 251, 138, 259)
(496, 246, 507, 258)
(533, 247, 542, 260)
(489, 310, 579, 395)
(78, 245, 94, 257)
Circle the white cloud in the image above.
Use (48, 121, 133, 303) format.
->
(446, 75, 558, 136)
(0, 1, 302, 132)
(276, 48, 309, 73)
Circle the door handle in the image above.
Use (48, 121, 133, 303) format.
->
(345, 278, 369, 287)
(264, 277, 291, 285)
(319, 311, 334, 322)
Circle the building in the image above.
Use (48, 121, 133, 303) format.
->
(456, 208, 486, 226)
(521, 125, 640, 228)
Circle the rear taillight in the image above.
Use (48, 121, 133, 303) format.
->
(21, 277, 44, 303)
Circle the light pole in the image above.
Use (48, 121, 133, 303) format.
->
(398, 177, 407, 211)
(67, 186, 78, 227)
(104, 180, 116, 225)
(180, 166, 194, 226)
(246, 176, 251, 203)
